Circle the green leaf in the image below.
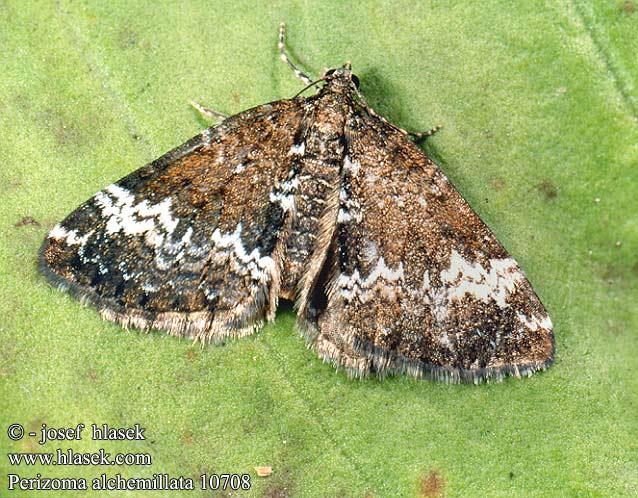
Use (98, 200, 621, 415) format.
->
(1, 1, 637, 496)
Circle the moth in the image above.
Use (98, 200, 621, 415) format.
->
(40, 24, 554, 382)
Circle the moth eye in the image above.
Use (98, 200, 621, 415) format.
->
(325, 68, 336, 77)
(351, 74, 360, 89)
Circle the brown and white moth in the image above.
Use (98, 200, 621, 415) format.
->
(39, 24, 554, 383)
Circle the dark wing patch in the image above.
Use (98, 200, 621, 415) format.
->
(40, 100, 309, 340)
(300, 111, 554, 382)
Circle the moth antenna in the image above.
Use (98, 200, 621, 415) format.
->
(278, 22, 313, 85)
(354, 87, 442, 141)
(293, 77, 325, 98)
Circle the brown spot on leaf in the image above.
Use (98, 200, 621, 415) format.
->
(261, 467, 295, 498)
(623, 1, 638, 13)
(491, 177, 505, 191)
(0, 339, 18, 377)
(85, 368, 99, 382)
(19, 417, 47, 453)
(538, 180, 557, 200)
(14, 216, 40, 228)
(174, 370, 193, 384)
(0, 176, 23, 196)
(420, 469, 445, 498)
(600, 262, 632, 286)
(38, 107, 86, 148)
(262, 484, 288, 498)
(118, 24, 139, 49)
(180, 430, 194, 445)
(210, 491, 233, 498)
(28, 417, 46, 433)
(54, 120, 83, 147)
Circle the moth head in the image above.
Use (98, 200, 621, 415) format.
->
(323, 64, 360, 90)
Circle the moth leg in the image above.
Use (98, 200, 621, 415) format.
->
(189, 101, 228, 121)
(369, 107, 441, 141)
(410, 125, 442, 142)
(354, 87, 442, 140)
(278, 22, 313, 85)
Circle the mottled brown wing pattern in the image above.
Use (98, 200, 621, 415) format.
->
(40, 100, 309, 341)
(301, 111, 554, 382)
(41, 25, 554, 383)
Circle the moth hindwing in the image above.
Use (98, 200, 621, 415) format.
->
(40, 24, 553, 383)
